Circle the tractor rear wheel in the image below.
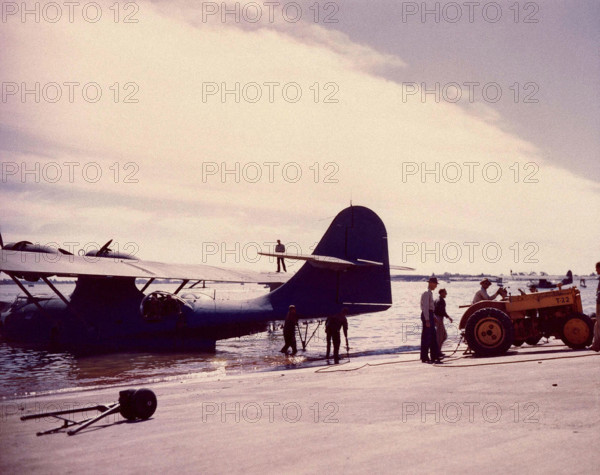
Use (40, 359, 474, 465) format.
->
(465, 308, 514, 357)
(561, 313, 593, 349)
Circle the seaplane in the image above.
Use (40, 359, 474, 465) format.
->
(507, 270, 574, 290)
(0, 206, 411, 351)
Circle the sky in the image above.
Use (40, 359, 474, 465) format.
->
(0, 0, 599, 276)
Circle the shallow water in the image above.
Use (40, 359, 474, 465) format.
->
(1, 279, 597, 399)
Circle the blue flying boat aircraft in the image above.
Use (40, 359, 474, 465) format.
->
(0, 206, 410, 351)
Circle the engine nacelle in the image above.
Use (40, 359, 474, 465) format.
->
(83, 239, 137, 260)
(84, 250, 137, 260)
(2, 241, 73, 281)
(3, 241, 72, 255)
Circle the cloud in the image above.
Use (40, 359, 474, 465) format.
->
(1, 0, 598, 274)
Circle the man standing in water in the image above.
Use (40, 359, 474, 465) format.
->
(325, 308, 349, 364)
(420, 277, 442, 363)
(280, 305, 298, 355)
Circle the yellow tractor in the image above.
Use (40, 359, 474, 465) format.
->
(458, 287, 594, 357)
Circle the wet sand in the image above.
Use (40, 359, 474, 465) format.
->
(1, 341, 599, 474)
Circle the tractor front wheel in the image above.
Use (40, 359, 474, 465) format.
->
(465, 308, 514, 357)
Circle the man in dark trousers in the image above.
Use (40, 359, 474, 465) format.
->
(420, 277, 442, 363)
(325, 308, 349, 364)
(434, 288, 453, 353)
(280, 305, 298, 355)
(275, 240, 286, 272)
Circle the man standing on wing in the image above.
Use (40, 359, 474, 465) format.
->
(275, 239, 286, 273)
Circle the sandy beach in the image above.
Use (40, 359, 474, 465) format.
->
(2, 341, 598, 474)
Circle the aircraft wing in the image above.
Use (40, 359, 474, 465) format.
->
(0, 249, 289, 284)
(506, 275, 534, 282)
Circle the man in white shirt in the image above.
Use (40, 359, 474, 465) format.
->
(420, 277, 442, 363)
(472, 278, 503, 304)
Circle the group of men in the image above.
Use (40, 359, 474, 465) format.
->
(420, 277, 451, 363)
(280, 305, 349, 364)
(421, 265, 600, 360)
(280, 277, 505, 365)
(280, 262, 600, 363)
(420, 276, 506, 363)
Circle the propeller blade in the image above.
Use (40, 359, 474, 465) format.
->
(98, 239, 113, 255)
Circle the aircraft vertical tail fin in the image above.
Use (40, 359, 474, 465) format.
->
(267, 206, 391, 316)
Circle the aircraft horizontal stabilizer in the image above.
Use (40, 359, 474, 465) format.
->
(389, 264, 416, 271)
(259, 252, 415, 272)
(258, 252, 386, 271)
